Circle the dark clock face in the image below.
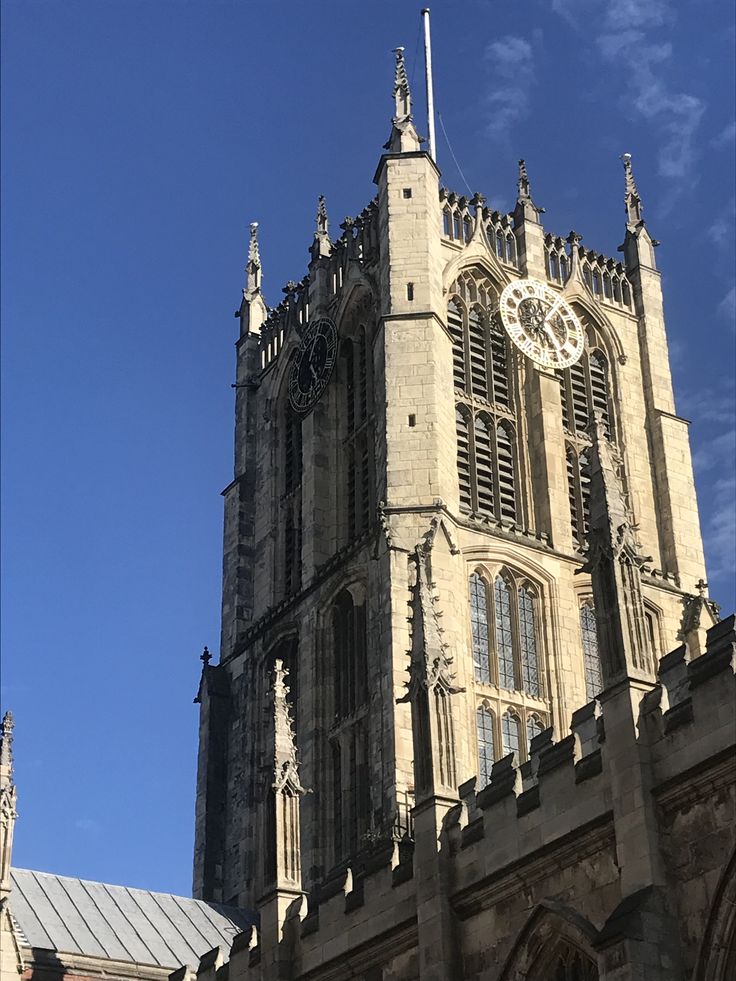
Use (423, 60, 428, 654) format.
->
(288, 317, 338, 413)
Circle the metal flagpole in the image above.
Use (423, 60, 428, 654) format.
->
(421, 8, 437, 163)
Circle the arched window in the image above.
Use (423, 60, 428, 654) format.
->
(343, 327, 374, 543)
(526, 713, 544, 751)
(443, 208, 452, 237)
(330, 589, 370, 862)
(588, 351, 610, 433)
(494, 575, 516, 690)
(449, 271, 518, 523)
(284, 406, 302, 496)
(558, 337, 614, 442)
(580, 601, 602, 699)
(518, 586, 540, 696)
(501, 710, 521, 758)
(644, 604, 661, 660)
(282, 397, 303, 597)
(447, 300, 466, 390)
(476, 704, 495, 788)
(469, 573, 491, 683)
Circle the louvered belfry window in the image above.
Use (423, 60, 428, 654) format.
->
(557, 315, 617, 548)
(449, 270, 518, 523)
(282, 393, 303, 597)
(343, 323, 374, 544)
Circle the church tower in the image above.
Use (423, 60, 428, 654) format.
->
(192, 49, 709, 912)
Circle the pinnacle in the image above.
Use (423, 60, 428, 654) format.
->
(392, 46, 412, 122)
(621, 153, 643, 225)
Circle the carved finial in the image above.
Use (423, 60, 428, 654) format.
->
(393, 46, 411, 121)
(245, 221, 262, 294)
(200, 646, 211, 666)
(310, 194, 332, 261)
(316, 195, 328, 237)
(696, 578, 708, 597)
(0, 713, 14, 773)
(518, 159, 531, 199)
(621, 153, 643, 226)
(384, 47, 421, 153)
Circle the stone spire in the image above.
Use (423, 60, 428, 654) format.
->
(384, 47, 421, 154)
(579, 414, 655, 686)
(245, 221, 262, 294)
(399, 544, 463, 800)
(513, 158, 543, 226)
(0, 712, 18, 906)
(621, 153, 643, 228)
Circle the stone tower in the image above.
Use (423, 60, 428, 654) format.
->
(192, 50, 709, 913)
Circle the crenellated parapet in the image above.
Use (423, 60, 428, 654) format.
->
(177, 615, 735, 980)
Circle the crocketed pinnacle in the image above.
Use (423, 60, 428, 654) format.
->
(0, 712, 13, 773)
(316, 195, 329, 237)
(245, 221, 262, 294)
(621, 153, 643, 226)
(517, 159, 531, 200)
(393, 46, 412, 122)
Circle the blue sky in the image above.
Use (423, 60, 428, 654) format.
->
(1, 0, 734, 897)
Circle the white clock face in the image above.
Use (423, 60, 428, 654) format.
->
(499, 279, 584, 369)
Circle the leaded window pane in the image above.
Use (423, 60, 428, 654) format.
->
(470, 574, 491, 683)
(526, 713, 544, 752)
(501, 710, 521, 758)
(581, 602, 602, 699)
(476, 706, 495, 788)
(519, 587, 540, 696)
(494, 576, 515, 690)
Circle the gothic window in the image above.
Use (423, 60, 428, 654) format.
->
(469, 573, 491, 684)
(518, 586, 540, 696)
(644, 603, 662, 660)
(476, 704, 495, 788)
(580, 600, 602, 700)
(329, 588, 371, 863)
(559, 343, 614, 441)
(469, 571, 544, 698)
(501, 710, 521, 758)
(342, 326, 374, 543)
(495, 575, 515, 689)
(468, 568, 549, 777)
(282, 397, 303, 597)
(443, 208, 452, 237)
(449, 271, 520, 524)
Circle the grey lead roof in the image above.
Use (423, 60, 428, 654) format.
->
(10, 868, 256, 969)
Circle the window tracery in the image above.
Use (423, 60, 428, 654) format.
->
(342, 325, 374, 543)
(449, 270, 520, 524)
(329, 588, 371, 863)
(558, 316, 616, 549)
(469, 568, 549, 781)
(580, 600, 602, 700)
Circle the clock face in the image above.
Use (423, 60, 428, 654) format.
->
(288, 317, 338, 413)
(499, 279, 584, 369)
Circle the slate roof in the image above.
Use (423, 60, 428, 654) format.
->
(9, 868, 256, 969)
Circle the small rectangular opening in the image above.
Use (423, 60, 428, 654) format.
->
(402, 187, 412, 198)
(408, 414, 416, 427)
(406, 282, 414, 301)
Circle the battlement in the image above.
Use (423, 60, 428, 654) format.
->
(181, 615, 734, 981)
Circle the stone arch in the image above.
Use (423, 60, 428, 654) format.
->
(442, 249, 511, 297)
(694, 846, 736, 981)
(498, 900, 599, 981)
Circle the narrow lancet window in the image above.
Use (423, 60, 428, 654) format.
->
(580, 601, 602, 699)
(476, 705, 495, 788)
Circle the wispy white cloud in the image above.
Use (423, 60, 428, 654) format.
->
(680, 382, 735, 427)
(717, 286, 736, 323)
(711, 121, 736, 149)
(551, 0, 705, 184)
(692, 429, 736, 473)
(74, 817, 101, 834)
(484, 36, 536, 137)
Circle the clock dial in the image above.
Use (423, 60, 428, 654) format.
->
(288, 317, 338, 413)
(499, 279, 584, 369)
